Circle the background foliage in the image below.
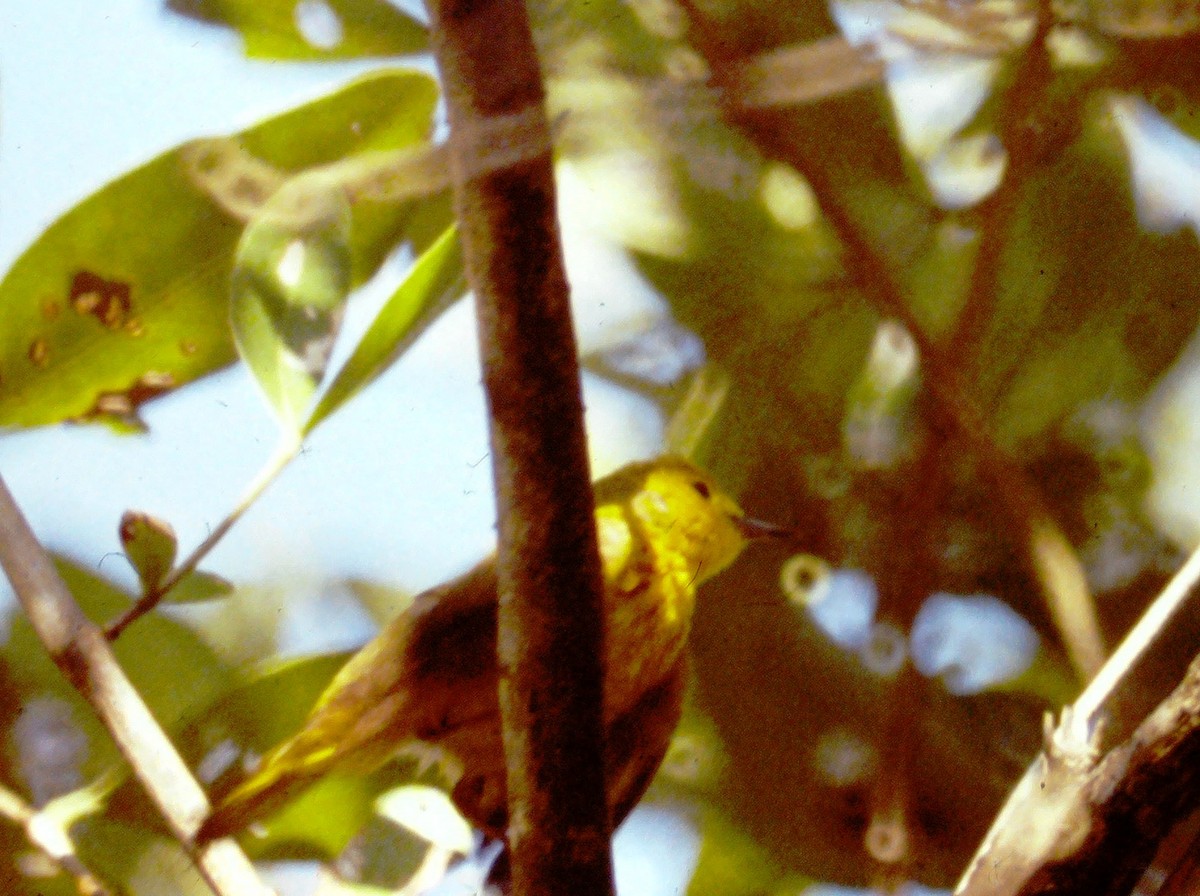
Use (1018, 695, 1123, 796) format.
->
(3, 0, 1200, 894)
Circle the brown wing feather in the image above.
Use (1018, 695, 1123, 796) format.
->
(449, 655, 687, 839)
(202, 553, 686, 842)
(198, 560, 501, 842)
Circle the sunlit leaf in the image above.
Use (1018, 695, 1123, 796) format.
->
(376, 784, 473, 853)
(118, 511, 177, 592)
(166, 0, 427, 60)
(0, 69, 438, 429)
(179, 653, 382, 856)
(168, 570, 235, 604)
(345, 579, 415, 624)
(685, 806, 781, 896)
(232, 175, 353, 430)
(304, 224, 463, 434)
(251, 773, 378, 856)
(187, 653, 348, 758)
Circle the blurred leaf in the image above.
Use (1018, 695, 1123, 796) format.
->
(963, 103, 1200, 449)
(2, 558, 233, 777)
(168, 570, 236, 605)
(345, 579, 415, 625)
(305, 224, 463, 433)
(166, 0, 427, 60)
(232, 176, 353, 430)
(686, 806, 782, 896)
(376, 784, 473, 853)
(1001, 644, 1077, 706)
(332, 806, 461, 892)
(0, 69, 439, 429)
(252, 773, 378, 856)
(188, 653, 349, 757)
(179, 653, 384, 856)
(118, 511, 177, 592)
(76, 819, 211, 896)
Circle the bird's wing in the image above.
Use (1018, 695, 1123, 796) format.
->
(303, 558, 502, 758)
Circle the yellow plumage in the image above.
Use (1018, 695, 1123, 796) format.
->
(198, 456, 767, 842)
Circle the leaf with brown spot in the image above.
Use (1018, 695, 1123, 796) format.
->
(0, 69, 440, 429)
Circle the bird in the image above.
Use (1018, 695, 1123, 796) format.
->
(197, 456, 784, 843)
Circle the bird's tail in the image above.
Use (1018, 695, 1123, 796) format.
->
(196, 740, 335, 843)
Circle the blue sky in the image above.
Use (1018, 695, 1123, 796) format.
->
(0, 8, 697, 891)
(0, 2, 668, 647)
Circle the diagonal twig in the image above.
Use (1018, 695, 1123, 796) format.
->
(0, 473, 272, 896)
(957, 540, 1200, 896)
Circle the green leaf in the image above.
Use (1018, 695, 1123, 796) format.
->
(250, 773, 378, 856)
(118, 511, 178, 591)
(2, 559, 233, 777)
(167, 0, 427, 60)
(305, 224, 463, 434)
(964, 108, 1200, 449)
(179, 653, 373, 855)
(232, 175, 354, 430)
(345, 579, 416, 624)
(77, 820, 211, 896)
(686, 806, 782, 896)
(187, 653, 350, 757)
(168, 570, 236, 604)
(0, 69, 439, 429)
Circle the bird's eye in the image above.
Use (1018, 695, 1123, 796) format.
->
(692, 480, 711, 499)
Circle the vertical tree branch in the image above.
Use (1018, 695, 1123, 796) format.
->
(0, 474, 272, 896)
(420, 1, 616, 894)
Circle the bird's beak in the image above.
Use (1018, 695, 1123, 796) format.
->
(735, 515, 793, 540)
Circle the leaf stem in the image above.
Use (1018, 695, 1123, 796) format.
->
(106, 435, 300, 640)
(1073, 540, 1200, 732)
(0, 472, 272, 896)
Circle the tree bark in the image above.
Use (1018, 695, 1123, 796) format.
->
(421, 1, 617, 894)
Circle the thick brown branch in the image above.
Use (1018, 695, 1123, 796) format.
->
(0, 474, 271, 896)
(421, 1, 615, 894)
(958, 543, 1200, 895)
(1016, 653, 1200, 895)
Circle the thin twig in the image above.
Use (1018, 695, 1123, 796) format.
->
(106, 436, 299, 639)
(0, 472, 273, 896)
(1074, 542, 1200, 730)
(422, 0, 616, 893)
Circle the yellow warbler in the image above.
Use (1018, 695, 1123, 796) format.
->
(198, 456, 781, 842)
